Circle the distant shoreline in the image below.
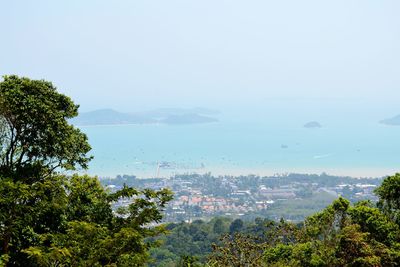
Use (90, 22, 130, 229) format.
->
(75, 122, 164, 128)
(72, 108, 220, 127)
(75, 121, 219, 128)
(79, 166, 393, 180)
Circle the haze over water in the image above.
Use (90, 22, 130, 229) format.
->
(80, 98, 400, 178)
(1, 1, 399, 177)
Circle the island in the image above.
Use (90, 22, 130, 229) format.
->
(71, 108, 219, 126)
(380, 114, 400, 126)
(304, 121, 322, 128)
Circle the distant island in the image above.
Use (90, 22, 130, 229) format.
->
(380, 114, 400, 126)
(71, 108, 219, 126)
(304, 121, 322, 128)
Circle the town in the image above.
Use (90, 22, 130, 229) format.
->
(101, 172, 382, 222)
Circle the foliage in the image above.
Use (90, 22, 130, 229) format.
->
(0, 75, 92, 177)
(209, 233, 267, 267)
(375, 173, 400, 225)
(149, 217, 286, 266)
(22, 175, 173, 266)
(229, 219, 244, 234)
(209, 183, 400, 267)
(148, 176, 400, 266)
(0, 76, 173, 266)
(149, 218, 225, 266)
(0, 173, 173, 267)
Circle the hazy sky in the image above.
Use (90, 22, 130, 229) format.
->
(1, 0, 399, 114)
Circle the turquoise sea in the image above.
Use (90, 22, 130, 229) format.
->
(79, 103, 400, 178)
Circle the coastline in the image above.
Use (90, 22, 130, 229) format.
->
(75, 121, 218, 128)
(80, 166, 395, 180)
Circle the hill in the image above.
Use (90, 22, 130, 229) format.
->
(71, 108, 219, 126)
(304, 121, 322, 128)
(380, 114, 400, 126)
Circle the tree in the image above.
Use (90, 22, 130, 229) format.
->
(177, 255, 202, 267)
(213, 219, 225, 235)
(0, 75, 92, 264)
(0, 75, 91, 178)
(336, 224, 381, 267)
(349, 201, 400, 246)
(209, 194, 400, 267)
(0, 75, 173, 266)
(229, 219, 244, 234)
(209, 233, 267, 267)
(375, 173, 400, 226)
(23, 175, 173, 266)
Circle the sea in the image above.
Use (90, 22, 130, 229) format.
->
(77, 102, 400, 179)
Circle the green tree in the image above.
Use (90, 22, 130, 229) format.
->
(336, 224, 381, 267)
(24, 175, 173, 266)
(0, 75, 91, 178)
(212, 219, 225, 235)
(209, 195, 400, 267)
(209, 233, 267, 267)
(177, 255, 202, 267)
(0, 75, 92, 264)
(375, 173, 400, 226)
(349, 201, 400, 246)
(229, 219, 244, 234)
(0, 75, 173, 266)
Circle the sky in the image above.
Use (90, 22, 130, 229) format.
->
(1, 0, 399, 115)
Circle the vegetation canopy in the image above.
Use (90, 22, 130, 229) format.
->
(0, 76, 173, 267)
(0, 75, 91, 178)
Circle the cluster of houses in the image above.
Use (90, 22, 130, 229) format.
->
(104, 174, 380, 222)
